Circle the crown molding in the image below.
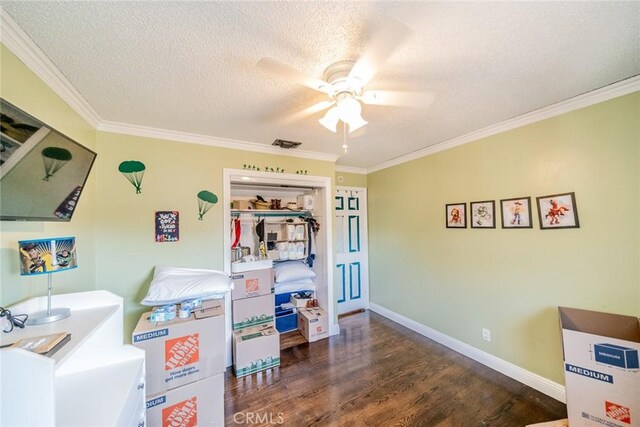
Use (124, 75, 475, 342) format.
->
(335, 165, 367, 174)
(368, 75, 640, 174)
(0, 8, 102, 128)
(98, 121, 340, 163)
(3, 5, 635, 171)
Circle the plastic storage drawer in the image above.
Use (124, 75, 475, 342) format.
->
(275, 292, 293, 306)
(275, 306, 297, 333)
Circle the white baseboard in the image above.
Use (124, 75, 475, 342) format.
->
(368, 302, 566, 403)
(330, 323, 341, 335)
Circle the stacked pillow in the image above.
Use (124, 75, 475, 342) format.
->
(141, 266, 232, 306)
(273, 261, 316, 294)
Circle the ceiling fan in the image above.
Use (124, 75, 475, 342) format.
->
(257, 19, 434, 137)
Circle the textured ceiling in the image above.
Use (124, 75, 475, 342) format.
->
(2, 2, 639, 168)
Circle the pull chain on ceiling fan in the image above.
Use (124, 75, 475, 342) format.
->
(342, 121, 349, 153)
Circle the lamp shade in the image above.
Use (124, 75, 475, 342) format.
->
(318, 107, 340, 132)
(18, 237, 77, 276)
(348, 115, 368, 133)
(336, 97, 362, 123)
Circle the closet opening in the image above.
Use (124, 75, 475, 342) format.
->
(222, 169, 338, 366)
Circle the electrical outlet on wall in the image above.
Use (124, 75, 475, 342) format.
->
(482, 328, 491, 342)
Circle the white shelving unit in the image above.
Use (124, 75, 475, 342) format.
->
(0, 291, 146, 427)
(265, 218, 308, 261)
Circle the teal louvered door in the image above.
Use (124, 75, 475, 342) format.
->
(335, 187, 369, 315)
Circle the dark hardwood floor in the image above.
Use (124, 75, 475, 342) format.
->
(224, 311, 566, 426)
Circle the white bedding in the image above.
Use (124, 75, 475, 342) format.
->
(141, 266, 232, 306)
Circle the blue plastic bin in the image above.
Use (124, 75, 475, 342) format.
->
(275, 292, 293, 306)
(275, 306, 297, 333)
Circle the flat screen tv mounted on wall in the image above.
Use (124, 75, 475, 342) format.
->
(0, 98, 97, 221)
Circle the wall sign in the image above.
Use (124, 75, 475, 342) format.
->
(155, 211, 179, 242)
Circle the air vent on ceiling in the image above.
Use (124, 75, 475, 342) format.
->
(272, 139, 301, 149)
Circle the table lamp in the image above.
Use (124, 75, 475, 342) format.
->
(18, 236, 77, 325)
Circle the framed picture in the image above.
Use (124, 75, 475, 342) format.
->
(536, 192, 579, 229)
(500, 197, 532, 228)
(470, 200, 495, 228)
(446, 203, 466, 228)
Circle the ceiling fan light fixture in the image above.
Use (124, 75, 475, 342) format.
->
(336, 96, 362, 123)
(347, 115, 368, 133)
(317, 61, 371, 135)
(319, 107, 339, 132)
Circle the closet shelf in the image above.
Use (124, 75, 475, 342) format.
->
(231, 209, 311, 217)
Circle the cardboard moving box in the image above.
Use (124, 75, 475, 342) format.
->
(231, 268, 273, 300)
(298, 307, 329, 343)
(526, 420, 569, 427)
(231, 200, 251, 210)
(233, 325, 280, 377)
(290, 292, 312, 308)
(232, 293, 275, 330)
(133, 299, 225, 396)
(559, 307, 640, 427)
(146, 373, 224, 427)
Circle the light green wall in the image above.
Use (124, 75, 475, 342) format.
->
(368, 92, 640, 384)
(0, 45, 98, 305)
(336, 171, 367, 187)
(0, 43, 336, 340)
(94, 132, 335, 337)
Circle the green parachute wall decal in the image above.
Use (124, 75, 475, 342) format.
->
(118, 160, 145, 194)
(197, 190, 218, 220)
(42, 147, 72, 181)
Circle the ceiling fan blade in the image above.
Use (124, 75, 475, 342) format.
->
(360, 90, 435, 109)
(257, 57, 333, 95)
(348, 19, 412, 88)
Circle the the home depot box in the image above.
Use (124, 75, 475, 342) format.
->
(298, 307, 329, 343)
(231, 268, 273, 300)
(133, 299, 225, 396)
(146, 373, 224, 427)
(232, 293, 275, 330)
(233, 325, 280, 377)
(559, 307, 640, 427)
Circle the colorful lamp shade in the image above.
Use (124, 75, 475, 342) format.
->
(18, 237, 77, 324)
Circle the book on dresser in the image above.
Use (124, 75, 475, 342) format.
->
(10, 332, 71, 357)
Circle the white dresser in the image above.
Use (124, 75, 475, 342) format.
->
(0, 290, 146, 427)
